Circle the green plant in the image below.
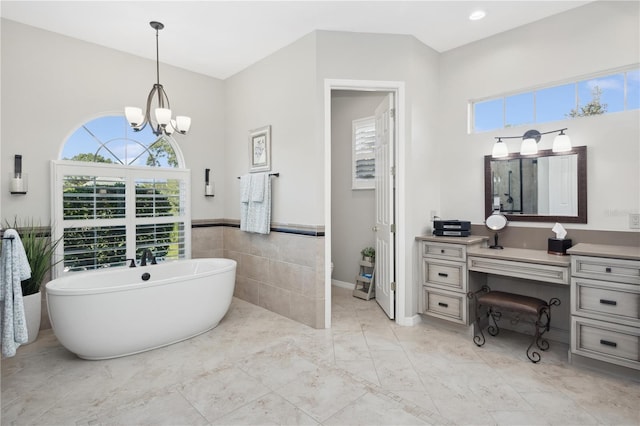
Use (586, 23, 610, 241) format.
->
(361, 246, 375, 260)
(3, 218, 62, 296)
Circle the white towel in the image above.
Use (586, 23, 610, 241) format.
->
(240, 174, 252, 232)
(1, 229, 32, 357)
(240, 174, 251, 203)
(245, 173, 271, 234)
(250, 173, 265, 202)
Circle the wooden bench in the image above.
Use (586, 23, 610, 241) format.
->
(468, 286, 561, 363)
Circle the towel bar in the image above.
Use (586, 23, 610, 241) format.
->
(237, 172, 279, 179)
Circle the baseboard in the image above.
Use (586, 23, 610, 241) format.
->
(569, 352, 640, 382)
(332, 279, 354, 290)
(397, 314, 422, 326)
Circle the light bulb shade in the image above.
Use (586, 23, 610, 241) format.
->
(552, 133, 572, 152)
(520, 138, 538, 155)
(155, 108, 172, 126)
(165, 120, 175, 135)
(125, 107, 144, 127)
(492, 140, 508, 158)
(175, 116, 191, 134)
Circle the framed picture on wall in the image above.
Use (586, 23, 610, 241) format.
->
(249, 125, 271, 173)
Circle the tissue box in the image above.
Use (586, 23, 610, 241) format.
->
(548, 238, 572, 255)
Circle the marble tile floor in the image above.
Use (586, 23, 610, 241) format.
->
(2, 286, 639, 426)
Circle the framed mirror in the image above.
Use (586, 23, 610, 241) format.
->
(484, 146, 587, 223)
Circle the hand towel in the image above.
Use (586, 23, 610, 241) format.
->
(240, 174, 252, 232)
(1, 229, 32, 357)
(245, 173, 271, 234)
(240, 174, 252, 203)
(250, 173, 266, 202)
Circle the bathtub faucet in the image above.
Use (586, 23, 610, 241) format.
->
(140, 249, 157, 267)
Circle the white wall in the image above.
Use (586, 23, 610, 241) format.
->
(224, 32, 319, 225)
(315, 31, 441, 319)
(438, 1, 640, 231)
(0, 19, 225, 223)
(331, 90, 385, 284)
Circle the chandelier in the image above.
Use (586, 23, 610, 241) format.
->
(125, 21, 191, 137)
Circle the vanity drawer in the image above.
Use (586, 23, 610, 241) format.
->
(423, 259, 465, 291)
(468, 256, 570, 285)
(571, 277, 640, 326)
(572, 255, 640, 285)
(423, 288, 466, 324)
(422, 242, 466, 262)
(572, 317, 639, 370)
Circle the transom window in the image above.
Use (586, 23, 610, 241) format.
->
(472, 66, 640, 133)
(52, 115, 190, 276)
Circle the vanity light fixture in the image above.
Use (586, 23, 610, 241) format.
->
(125, 21, 191, 137)
(491, 128, 571, 157)
(491, 137, 508, 158)
(552, 129, 572, 153)
(520, 129, 541, 155)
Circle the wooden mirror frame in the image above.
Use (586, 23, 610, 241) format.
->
(484, 146, 587, 223)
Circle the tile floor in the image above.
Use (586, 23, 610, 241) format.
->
(2, 286, 639, 425)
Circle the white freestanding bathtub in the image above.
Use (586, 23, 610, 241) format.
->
(46, 258, 236, 360)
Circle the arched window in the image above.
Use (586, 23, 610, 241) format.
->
(61, 115, 184, 167)
(52, 115, 191, 276)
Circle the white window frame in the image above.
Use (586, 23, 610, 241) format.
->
(51, 160, 191, 277)
(469, 64, 640, 134)
(352, 116, 376, 190)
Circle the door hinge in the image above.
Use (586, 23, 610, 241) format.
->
(391, 281, 397, 291)
(390, 108, 395, 119)
(391, 223, 396, 233)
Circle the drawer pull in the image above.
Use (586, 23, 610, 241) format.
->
(599, 299, 617, 306)
(605, 267, 612, 273)
(441, 249, 445, 254)
(438, 302, 449, 308)
(600, 339, 617, 348)
(438, 272, 449, 278)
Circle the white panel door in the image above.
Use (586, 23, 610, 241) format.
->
(374, 93, 395, 319)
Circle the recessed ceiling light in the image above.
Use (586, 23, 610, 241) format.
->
(469, 10, 486, 21)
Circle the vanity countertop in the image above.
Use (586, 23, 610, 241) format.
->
(415, 235, 489, 245)
(567, 243, 640, 261)
(467, 246, 571, 267)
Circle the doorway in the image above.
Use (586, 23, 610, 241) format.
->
(324, 79, 405, 328)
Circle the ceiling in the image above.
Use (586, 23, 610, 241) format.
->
(1, 1, 592, 80)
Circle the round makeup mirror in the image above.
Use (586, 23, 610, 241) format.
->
(486, 212, 508, 249)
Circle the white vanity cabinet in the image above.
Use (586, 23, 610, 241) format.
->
(567, 243, 640, 371)
(416, 236, 488, 325)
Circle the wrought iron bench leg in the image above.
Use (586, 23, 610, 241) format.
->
(468, 286, 491, 347)
(526, 298, 561, 363)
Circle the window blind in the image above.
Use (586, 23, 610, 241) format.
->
(52, 161, 191, 276)
(352, 116, 376, 189)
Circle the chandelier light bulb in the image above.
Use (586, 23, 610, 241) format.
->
(155, 108, 172, 126)
(125, 107, 144, 128)
(175, 116, 192, 134)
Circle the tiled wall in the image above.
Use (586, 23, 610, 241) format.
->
(191, 224, 326, 329)
(222, 227, 325, 329)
